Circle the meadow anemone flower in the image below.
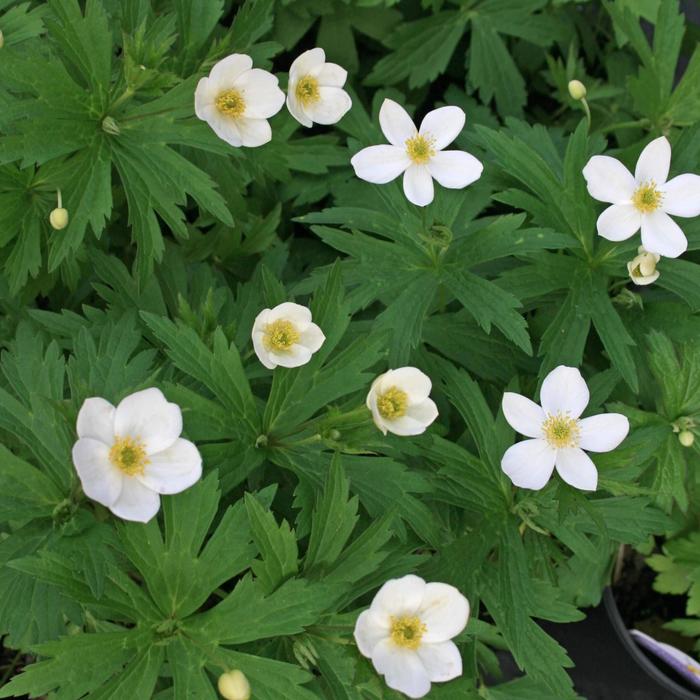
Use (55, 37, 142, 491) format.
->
(286, 47, 352, 127)
(366, 367, 438, 436)
(252, 302, 325, 369)
(72, 388, 202, 522)
(582, 136, 700, 258)
(354, 574, 469, 699)
(627, 246, 660, 286)
(350, 98, 483, 207)
(194, 54, 285, 147)
(501, 365, 629, 491)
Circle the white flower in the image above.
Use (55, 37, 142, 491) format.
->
(366, 367, 438, 436)
(194, 54, 285, 148)
(631, 630, 700, 689)
(286, 48, 352, 127)
(501, 366, 629, 491)
(627, 245, 660, 286)
(350, 98, 483, 207)
(71, 388, 202, 523)
(252, 302, 325, 370)
(582, 136, 700, 258)
(354, 574, 469, 699)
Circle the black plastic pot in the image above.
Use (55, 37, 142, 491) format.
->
(604, 588, 700, 700)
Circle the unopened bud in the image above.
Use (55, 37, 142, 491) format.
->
(0, 30, 5, 49)
(679, 431, 695, 448)
(627, 247, 660, 286)
(218, 670, 251, 700)
(102, 116, 121, 135)
(49, 208, 69, 230)
(568, 79, 587, 101)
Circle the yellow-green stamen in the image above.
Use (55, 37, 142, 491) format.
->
(542, 413, 580, 449)
(390, 615, 426, 650)
(215, 89, 245, 118)
(295, 75, 320, 107)
(109, 436, 148, 476)
(632, 181, 663, 214)
(377, 387, 408, 419)
(264, 319, 300, 352)
(405, 134, 435, 165)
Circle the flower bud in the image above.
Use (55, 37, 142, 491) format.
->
(568, 79, 587, 101)
(0, 30, 5, 49)
(49, 207, 69, 230)
(217, 670, 251, 700)
(679, 431, 695, 448)
(627, 247, 660, 286)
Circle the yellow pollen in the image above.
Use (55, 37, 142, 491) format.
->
(263, 319, 300, 352)
(632, 181, 663, 214)
(295, 75, 320, 107)
(390, 615, 426, 650)
(542, 413, 580, 449)
(377, 386, 408, 420)
(109, 436, 148, 476)
(215, 89, 246, 118)
(687, 664, 700, 676)
(405, 134, 435, 165)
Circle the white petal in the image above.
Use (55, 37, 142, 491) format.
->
(403, 165, 434, 207)
(419, 106, 465, 151)
(380, 367, 431, 402)
(427, 150, 482, 189)
(137, 438, 202, 495)
(596, 204, 642, 241)
(381, 413, 432, 436)
(76, 397, 115, 444)
(540, 365, 589, 418)
(501, 439, 556, 490)
(303, 87, 352, 125)
(416, 641, 463, 683)
(268, 344, 313, 368)
(236, 117, 272, 148)
(555, 447, 598, 491)
(109, 477, 161, 523)
(351, 145, 410, 184)
(194, 78, 217, 119)
(419, 583, 469, 643)
(371, 574, 426, 618)
(405, 399, 439, 429)
(286, 91, 312, 128)
(114, 388, 182, 455)
(371, 640, 432, 699)
(582, 156, 636, 204)
(234, 69, 285, 119)
(267, 302, 312, 328)
(501, 392, 545, 438)
(207, 113, 243, 147)
(210, 54, 253, 86)
(252, 331, 275, 369)
(72, 438, 123, 507)
(661, 174, 700, 217)
(289, 48, 325, 79)
(310, 62, 347, 87)
(354, 609, 390, 658)
(379, 99, 417, 146)
(578, 414, 630, 452)
(640, 210, 688, 258)
(635, 136, 671, 185)
(298, 323, 325, 353)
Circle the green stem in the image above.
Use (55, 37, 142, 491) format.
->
(109, 87, 135, 112)
(0, 650, 23, 686)
(580, 98, 592, 132)
(601, 118, 650, 134)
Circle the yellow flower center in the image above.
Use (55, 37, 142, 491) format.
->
(390, 615, 426, 650)
(215, 89, 246, 118)
(377, 386, 408, 419)
(632, 181, 663, 214)
(295, 75, 320, 107)
(687, 664, 700, 676)
(109, 436, 148, 476)
(264, 319, 300, 352)
(542, 413, 580, 449)
(405, 134, 435, 165)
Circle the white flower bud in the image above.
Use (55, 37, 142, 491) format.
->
(568, 79, 587, 101)
(49, 208, 69, 230)
(679, 431, 695, 448)
(217, 670, 251, 700)
(627, 247, 660, 286)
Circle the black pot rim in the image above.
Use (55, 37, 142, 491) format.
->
(603, 587, 700, 700)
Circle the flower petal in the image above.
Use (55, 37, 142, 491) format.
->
(419, 582, 470, 643)
(210, 54, 253, 86)
(303, 87, 352, 125)
(72, 438, 123, 507)
(501, 439, 556, 490)
(236, 117, 272, 148)
(596, 203, 642, 241)
(555, 447, 598, 491)
(371, 574, 426, 617)
(298, 323, 325, 353)
(194, 77, 217, 119)
(661, 174, 700, 217)
(635, 136, 671, 185)
(234, 69, 285, 119)
(354, 609, 390, 658)
(109, 477, 161, 523)
(351, 145, 410, 184)
(286, 92, 312, 128)
(379, 98, 416, 146)
(289, 48, 325, 79)
(206, 113, 243, 147)
(76, 397, 115, 444)
(268, 344, 313, 368)
(427, 150, 482, 189)
(267, 302, 312, 328)
(582, 156, 636, 204)
(137, 439, 202, 495)
(114, 388, 182, 455)
(371, 639, 432, 699)
(419, 106, 465, 150)
(380, 367, 431, 402)
(406, 399, 439, 429)
(403, 165, 434, 207)
(310, 62, 347, 87)
(252, 332, 275, 369)
(578, 413, 630, 452)
(382, 413, 432, 436)
(501, 392, 545, 438)
(540, 365, 589, 418)
(416, 641, 463, 682)
(641, 210, 688, 258)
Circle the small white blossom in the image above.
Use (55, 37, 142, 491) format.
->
(568, 79, 587, 100)
(195, 54, 285, 148)
(351, 98, 483, 207)
(252, 302, 325, 369)
(217, 670, 251, 700)
(366, 367, 438, 436)
(286, 48, 352, 127)
(49, 208, 69, 230)
(72, 388, 202, 522)
(354, 574, 469, 699)
(583, 136, 700, 258)
(501, 365, 629, 491)
(627, 246, 660, 286)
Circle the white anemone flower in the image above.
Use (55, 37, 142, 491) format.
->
(72, 388, 202, 523)
(286, 48, 352, 127)
(194, 54, 285, 147)
(501, 366, 629, 491)
(366, 367, 438, 436)
(350, 98, 483, 207)
(582, 136, 700, 258)
(627, 246, 660, 286)
(252, 302, 325, 369)
(354, 574, 469, 699)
